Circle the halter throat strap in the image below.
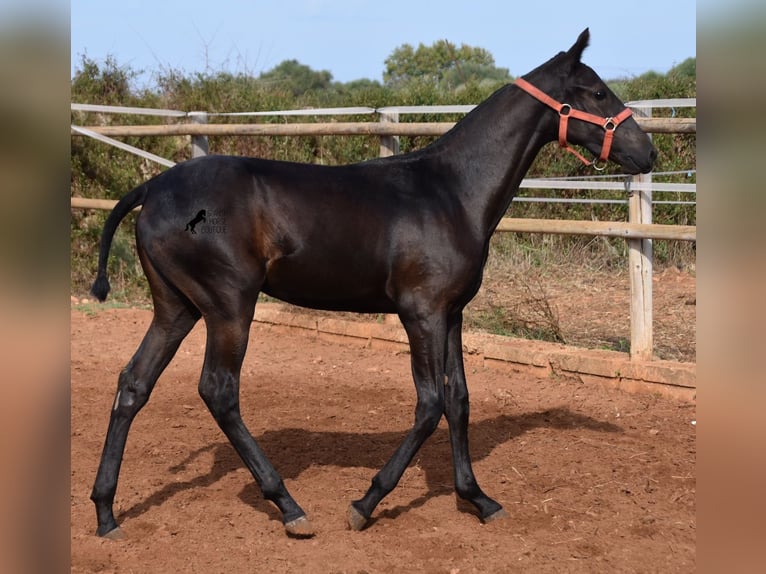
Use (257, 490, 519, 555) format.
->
(514, 77, 633, 170)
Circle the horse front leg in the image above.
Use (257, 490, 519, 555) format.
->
(444, 313, 507, 522)
(348, 310, 447, 530)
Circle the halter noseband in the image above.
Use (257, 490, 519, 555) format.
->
(514, 77, 633, 170)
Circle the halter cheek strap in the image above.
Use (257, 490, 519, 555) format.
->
(514, 77, 633, 170)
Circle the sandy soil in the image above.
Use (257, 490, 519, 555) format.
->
(71, 304, 695, 573)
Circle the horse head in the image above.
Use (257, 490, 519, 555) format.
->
(520, 28, 658, 174)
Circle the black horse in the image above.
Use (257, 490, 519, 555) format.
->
(89, 29, 656, 539)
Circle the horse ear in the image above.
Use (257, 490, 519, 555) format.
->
(566, 28, 590, 63)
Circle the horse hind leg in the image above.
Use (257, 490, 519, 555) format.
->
(198, 308, 313, 538)
(90, 295, 200, 538)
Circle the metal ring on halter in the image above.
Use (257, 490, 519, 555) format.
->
(603, 118, 617, 131)
(559, 104, 572, 116)
(592, 158, 608, 171)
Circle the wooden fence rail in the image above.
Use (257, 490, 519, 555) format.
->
(66, 196, 696, 242)
(71, 117, 695, 138)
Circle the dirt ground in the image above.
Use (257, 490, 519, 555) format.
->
(71, 297, 696, 573)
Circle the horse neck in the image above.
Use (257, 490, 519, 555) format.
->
(425, 83, 555, 239)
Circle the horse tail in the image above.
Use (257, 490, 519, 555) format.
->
(90, 184, 148, 302)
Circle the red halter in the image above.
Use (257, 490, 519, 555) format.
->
(514, 77, 633, 170)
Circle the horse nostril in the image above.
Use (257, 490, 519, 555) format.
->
(650, 147, 658, 163)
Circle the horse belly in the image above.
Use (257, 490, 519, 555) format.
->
(261, 256, 395, 313)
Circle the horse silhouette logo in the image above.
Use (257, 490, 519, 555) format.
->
(185, 209, 206, 234)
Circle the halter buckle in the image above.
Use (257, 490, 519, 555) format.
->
(603, 118, 617, 131)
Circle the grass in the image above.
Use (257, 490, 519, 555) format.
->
(602, 338, 631, 354)
(73, 299, 152, 317)
(463, 277, 566, 344)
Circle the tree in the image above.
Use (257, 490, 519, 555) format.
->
(669, 57, 696, 80)
(383, 40, 510, 90)
(71, 55, 137, 105)
(258, 59, 333, 97)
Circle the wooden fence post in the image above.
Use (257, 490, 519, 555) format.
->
(379, 112, 400, 157)
(628, 105, 653, 361)
(190, 112, 209, 158)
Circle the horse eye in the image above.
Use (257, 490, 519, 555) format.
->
(594, 89, 606, 101)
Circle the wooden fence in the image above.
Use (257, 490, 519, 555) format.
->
(70, 101, 696, 363)
(70, 116, 694, 137)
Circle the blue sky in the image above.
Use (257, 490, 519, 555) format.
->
(71, 0, 696, 86)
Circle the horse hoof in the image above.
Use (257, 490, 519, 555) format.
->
(101, 526, 126, 540)
(284, 516, 315, 538)
(347, 505, 368, 531)
(483, 508, 509, 523)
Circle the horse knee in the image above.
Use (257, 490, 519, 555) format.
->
(445, 397, 469, 426)
(422, 409, 442, 435)
(446, 379, 468, 403)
